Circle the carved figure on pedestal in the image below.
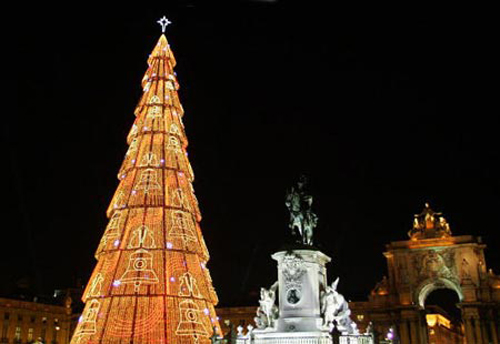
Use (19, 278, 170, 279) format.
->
(439, 217, 451, 236)
(365, 321, 374, 335)
(321, 279, 338, 331)
(254, 282, 279, 329)
(320, 278, 358, 335)
(371, 276, 389, 296)
(285, 175, 318, 246)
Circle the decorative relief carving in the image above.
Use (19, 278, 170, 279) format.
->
(461, 258, 471, 280)
(412, 249, 458, 284)
(397, 262, 409, 285)
(282, 252, 306, 304)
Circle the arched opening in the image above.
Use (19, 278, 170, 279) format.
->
(417, 278, 463, 308)
(423, 288, 464, 344)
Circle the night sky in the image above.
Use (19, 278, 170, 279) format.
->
(7, 4, 499, 307)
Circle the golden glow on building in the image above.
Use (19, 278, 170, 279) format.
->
(0, 298, 72, 344)
(426, 314, 451, 329)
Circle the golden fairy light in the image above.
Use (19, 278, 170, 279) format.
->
(71, 17, 220, 344)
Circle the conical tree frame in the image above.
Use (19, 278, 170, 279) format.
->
(71, 34, 220, 344)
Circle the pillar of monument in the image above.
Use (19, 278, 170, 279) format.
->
(490, 319, 499, 344)
(464, 317, 475, 344)
(418, 312, 429, 344)
(400, 309, 423, 344)
(398, 321, 410, 344)
(481, 319, 490, 344)
(409, 319, 419, 343)
(272, 249, 331, 332)
(474, 317, 484, 344)
(252, 248, 334, 343)
(462, 305, 485, 344)
(497, 317, 500, 344)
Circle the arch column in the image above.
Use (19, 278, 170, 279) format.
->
(474, 317, 484, 344)
(400, 309, 425, 344)
(409, 320, 419, 343)
(464, 317, 475, 344)
(481, 307, 499, 344)
(418, 311, 429, 344)
(462, 305, 484, 344)
(490, 318, 499, 344)
(398, 320, 410, 344)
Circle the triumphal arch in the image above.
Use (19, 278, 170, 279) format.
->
(356, 203, 500, 343)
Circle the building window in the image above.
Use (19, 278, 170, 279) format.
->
(3, 313, 9, 320)
(14, 326, 21, 340)
(28, 328, 34, 342)
(30, 316, 36, 323)
(42, 317, 47, 323)
(17, 315, 23, 322)
(52, 324, 59, 343)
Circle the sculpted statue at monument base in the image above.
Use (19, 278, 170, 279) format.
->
(248, 248, 371, 344)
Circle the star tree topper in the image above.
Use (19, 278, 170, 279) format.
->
(157, 16, 172, 33)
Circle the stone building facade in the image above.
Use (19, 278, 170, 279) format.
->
(0, 298, 72, 344)
(216, 306, 257, 335)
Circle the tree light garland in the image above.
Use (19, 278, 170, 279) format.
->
(71, 18, 220, 344)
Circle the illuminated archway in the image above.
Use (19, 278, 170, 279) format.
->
(364, 204, 500, 344)
(417, 278, 463, 309)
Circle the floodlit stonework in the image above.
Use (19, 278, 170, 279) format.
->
(0, 297, 73, 344)
(352, 204, 500, 343)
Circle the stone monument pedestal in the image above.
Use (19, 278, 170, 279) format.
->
(252, 330, 332, 344)
(253, 248, 333, 343)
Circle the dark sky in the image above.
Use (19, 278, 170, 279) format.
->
(7, 4, 499, 306)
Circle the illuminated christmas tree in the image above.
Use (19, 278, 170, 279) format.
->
(71, 17, 220, 344)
